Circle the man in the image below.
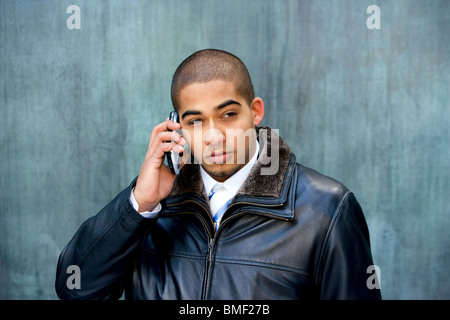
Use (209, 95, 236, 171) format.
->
(55, 49, 381, 300)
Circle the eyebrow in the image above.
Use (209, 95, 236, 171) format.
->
(217, 99, 241, 110)
(181, 99, 241, 120)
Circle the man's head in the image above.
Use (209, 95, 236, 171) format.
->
(172, 49, 264, 182)
(171, 49, 255, 111)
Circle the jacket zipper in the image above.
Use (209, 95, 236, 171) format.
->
(202, 237, 215, 299)
(202, 203, 291, 299)
(165, 199, 289, 299)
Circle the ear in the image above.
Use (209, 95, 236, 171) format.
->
(250, 97, 264, 126)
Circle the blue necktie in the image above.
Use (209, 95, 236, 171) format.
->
(208, 184, 232, 230)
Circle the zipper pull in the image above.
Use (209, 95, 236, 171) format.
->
(208, 238, 214, 262)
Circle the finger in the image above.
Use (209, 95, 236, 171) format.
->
(148, 120, 182, 148)
(171, 144, 185, 154)
(152, 131, 185, 148)
(167, 131, 186, 145)
(151, 138, 186, 160)
(146, 141, 178, 165)
(167, 119, 182, 131)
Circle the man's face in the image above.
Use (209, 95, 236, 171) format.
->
(177, 80, 263, 182)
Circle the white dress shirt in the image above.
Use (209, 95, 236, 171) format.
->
(130, 141, 260, 222)
(200, 141, 259, 226)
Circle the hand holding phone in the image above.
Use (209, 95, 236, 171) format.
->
(133, 112, 185, 213)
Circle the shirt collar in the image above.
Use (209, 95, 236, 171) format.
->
(200, 140, 260, 197)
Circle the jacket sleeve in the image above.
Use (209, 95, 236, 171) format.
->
(55, 179, 158, 300)
(317, 192, 382, 300)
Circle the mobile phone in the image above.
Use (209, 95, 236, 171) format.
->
(166, 111, 182, 175)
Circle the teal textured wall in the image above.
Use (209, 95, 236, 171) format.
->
(1, 0, 449, 299)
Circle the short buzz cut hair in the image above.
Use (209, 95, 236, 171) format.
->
(171, 49, 255, 111)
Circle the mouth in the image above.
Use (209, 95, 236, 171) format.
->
(205, 151, 233, 164)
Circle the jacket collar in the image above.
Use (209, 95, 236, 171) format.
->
(167, 127, 296, 220)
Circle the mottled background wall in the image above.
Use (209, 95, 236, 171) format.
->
(1, 0, 448, 299)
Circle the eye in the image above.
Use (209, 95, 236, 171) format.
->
(222, 111, 237, 119)
(187, 118, 203, 126)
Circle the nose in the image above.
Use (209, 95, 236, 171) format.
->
(203, 126, 225, 146)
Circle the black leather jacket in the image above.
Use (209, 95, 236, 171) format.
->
(55, 127, 381, 300)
